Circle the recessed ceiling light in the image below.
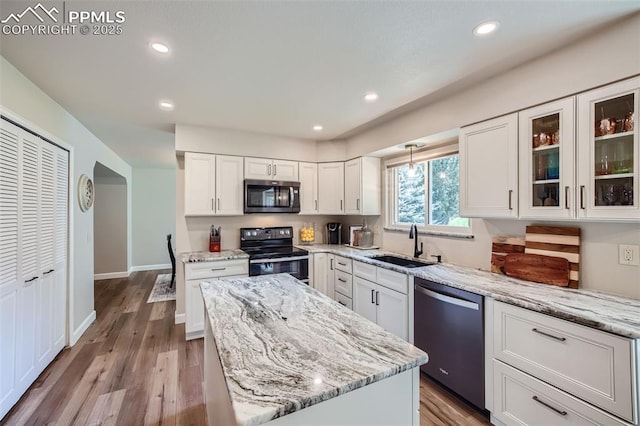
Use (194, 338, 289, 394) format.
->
(313, 125, 323, 131)
(473, 21, 500, 36)
(150, 42, 170, 54)
(159, 100, 174, 111)
(364, 92, 379, 102)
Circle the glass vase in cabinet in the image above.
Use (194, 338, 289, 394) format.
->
(519, 97, 576, 219)
(577, 77, 639, 221)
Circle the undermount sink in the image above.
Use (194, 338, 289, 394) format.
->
(370, 255, 435, 268)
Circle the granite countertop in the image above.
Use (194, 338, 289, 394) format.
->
(200, 273, 428, 426)
(299, 244, 640, 339)
(181, 249, 249, 263)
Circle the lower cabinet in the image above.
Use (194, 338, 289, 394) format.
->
(489, 300, 637, 425)
(311, 253, 329, 296)
(493, 361, 628, 426)
(184, 259, 248, 340)
(353, 261, 408, 341)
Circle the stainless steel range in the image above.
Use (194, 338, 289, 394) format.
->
(240, 226, 309, 283)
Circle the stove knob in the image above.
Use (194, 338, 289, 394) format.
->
(252, 231, 258, 237)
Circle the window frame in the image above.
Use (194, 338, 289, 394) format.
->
(385, 148, 472, 236)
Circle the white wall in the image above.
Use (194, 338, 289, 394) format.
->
(0, 56, 133, 344)
(94, 180, 128, 275)
(132, 167, 176, 268)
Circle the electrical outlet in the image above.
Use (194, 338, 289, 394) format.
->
(619, 244, 640, 266)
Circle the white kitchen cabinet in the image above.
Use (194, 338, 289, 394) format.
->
(344, 157, 381, 215)
(460, 113, 518, 218)
(318, 162, 345, 214)
(311, 252, 329, 296)
(244, 157, 298, 181)
(353, 261, 409, 341)
(298, 162, 318, 214)
(491, 300, 637, 424)
(0, 118, 68, 420)
(184, 153, 243, 216)
(184, 259, 249, 340)
(577, 77, 639, 220)
(519, 98, 576, 219)
(327, 254, 336, 301)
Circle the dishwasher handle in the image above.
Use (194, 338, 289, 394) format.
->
(414, 284, 479, 311)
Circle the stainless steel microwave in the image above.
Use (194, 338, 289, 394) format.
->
(244, 179, 300, 213)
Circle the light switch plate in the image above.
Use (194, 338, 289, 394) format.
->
(619, 244, 639, 266)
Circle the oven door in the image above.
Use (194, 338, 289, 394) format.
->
(249, 256, 309, 283)
(244, 180, 300, 213)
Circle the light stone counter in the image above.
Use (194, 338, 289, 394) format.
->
(200, 273, 427, 426)
(300, 244, 640, 338)
(181, 249, 249, 263)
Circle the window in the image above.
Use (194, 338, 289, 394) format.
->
(388, 154, 469, 233)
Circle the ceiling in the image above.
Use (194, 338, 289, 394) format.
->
(1, 1, 639, 167)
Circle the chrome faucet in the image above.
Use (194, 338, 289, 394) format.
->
(409, 224, 423, 259)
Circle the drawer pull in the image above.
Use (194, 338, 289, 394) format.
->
(337, 278, 347, 283)
(532, 396, 567, 416)
(532, 328, 566, 342)
(337, 262, 346, 266)
(338, 301, 346, 307)
(211, 267, 227, 271)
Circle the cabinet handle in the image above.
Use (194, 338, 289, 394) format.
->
(371, 289, 375, 304)
(217, 198, 220, 211)
(268, 164, 271, 176)
(340, 200, 343, 211)
(330, 258, 334, 270)
(25, 276, 38, 283)
(532, 396, 567, 416)
(338, 278, 346, 283)
(43, 269, 54, 275)
(356, 199, 360, 210)
(338, 301, 346, 307)
(508, 190, 513, 210)
(375, 291, 379, 306)
(211, 267, 227, 272)
(273, 164, 277, 176)
(315, 200, 318, 211)
(580, 185, 586, 209)
(211, 198, 214, 210)
(564, 186, 570, 209)
(532, 328, 566, 342)
(337, 262, 346, 266)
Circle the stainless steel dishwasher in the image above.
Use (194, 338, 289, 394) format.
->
(414, 277, 485, 409)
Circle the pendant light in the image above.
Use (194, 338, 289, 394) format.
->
(405, 144, 417, 177)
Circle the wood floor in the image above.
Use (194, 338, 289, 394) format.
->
(2, 270, 490, 426)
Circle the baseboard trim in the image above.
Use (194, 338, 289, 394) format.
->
(94, 271, 130, 280)
(175, 313, 185, 325)
(130, 263, 171, 272)
(70, 310, 96, 346)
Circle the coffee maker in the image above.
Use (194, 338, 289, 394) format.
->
(326, 223, 342, 245)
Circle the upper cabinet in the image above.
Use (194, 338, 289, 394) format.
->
(519, 97, 576, 219)
(244, 157, 298, 181)
(299, 162, 318, 214)
(577, 77, 639, 221)
(184, 153, 244, 216)
(460, 113, 519, 218)
(344, 157, 381, 215)
(318, 162, 345, 214)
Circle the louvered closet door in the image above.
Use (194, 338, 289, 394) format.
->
(37, 141, 56, 367)
(0, 120, 19, 415)
(53, 148, 68, 351)
(16, 131, 39, 392)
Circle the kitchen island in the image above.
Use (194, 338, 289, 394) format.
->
(200, 273, 428, 426)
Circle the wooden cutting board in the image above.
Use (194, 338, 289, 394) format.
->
(525, 225, 580, 289)
(502, 253, 570, 286)
(491, 236, 525, 273)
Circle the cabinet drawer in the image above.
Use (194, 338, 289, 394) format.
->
(334, 291, 353, 310)
(334, 256, 352, 273)
(376, 267, 408, 295)
(334, 270, 353, 298)
(494, 301, 635, 423)
(493, 360, 628, 426)
(185, 259, 248, 281)
(353, 261, 376, 281)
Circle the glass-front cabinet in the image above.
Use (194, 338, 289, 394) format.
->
(578, 77, 639, 220)
(519, 97, 575, 219)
